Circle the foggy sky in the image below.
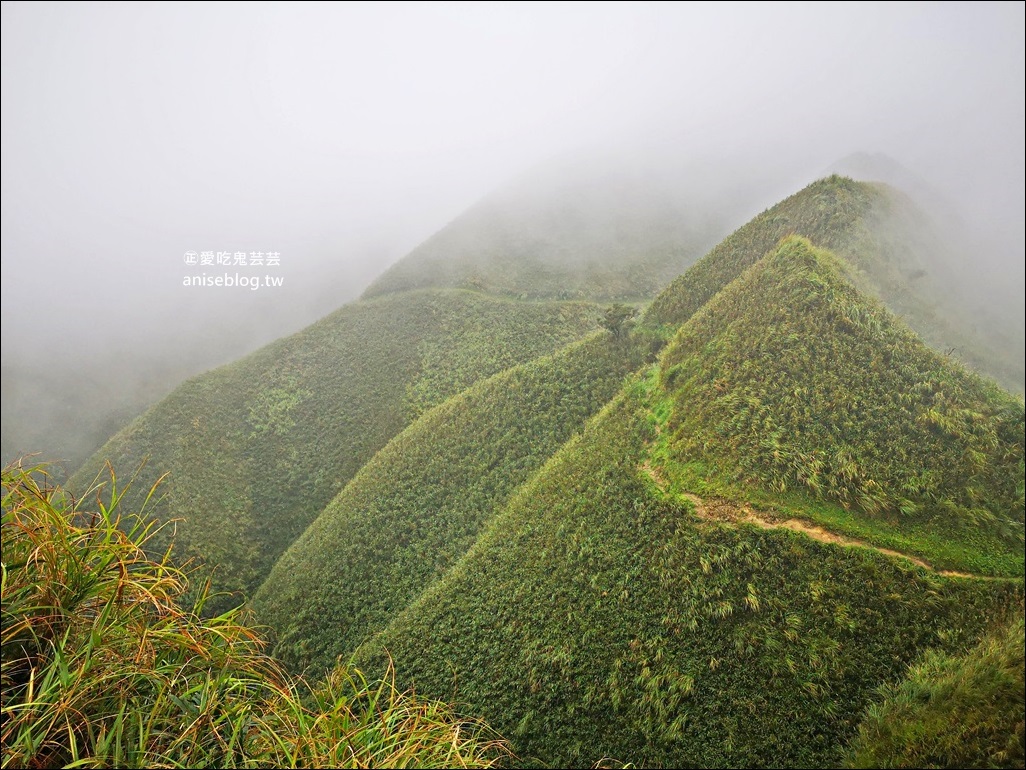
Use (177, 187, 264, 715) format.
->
(2, 1, 1024, 368)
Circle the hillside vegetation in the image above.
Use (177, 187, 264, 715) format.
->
(69, 290, 601, 611)
(846, 614, 1025, 768)
(645, 176, 1024, 391)
(43, 172, 1023, 769)
(0, 463, 510, 769)
(254, 331, 647, 675)
(341, 232, 1023, 767)
(355, 388, 1020, 767)
(655, 236, 1024, 575)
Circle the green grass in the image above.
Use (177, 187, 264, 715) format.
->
(636, 364, 1023, 578)
(254, 330, 648, 676)
(650, 453, 1024, 577)
(846, 613, 1025, 768)
(69, 289, 602, 612)
(1, 461, 511, 768)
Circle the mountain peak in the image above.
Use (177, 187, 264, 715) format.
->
(658, 234, 1023, 539)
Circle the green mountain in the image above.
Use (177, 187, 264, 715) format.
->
(347, 236, 1022, 767)
(646, 176, 1024, 392)
(61, 171, 1023, 768)
(69, 290, 602, 610)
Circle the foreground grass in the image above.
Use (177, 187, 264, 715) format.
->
(1, 461, 510, 769)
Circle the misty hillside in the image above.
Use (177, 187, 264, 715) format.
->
(64, 162, 753, 607)
(6, 5, 1023, 769)
(826, 151, 1026, 383)
(647, 176, 1024, 392)
(37, 163, 726, 485)
(362, 165, 726, 302)
(69, 291, 602, 610)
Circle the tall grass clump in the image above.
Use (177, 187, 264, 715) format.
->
(846, 614, 1025, 768)
(1, 460, 510, 768)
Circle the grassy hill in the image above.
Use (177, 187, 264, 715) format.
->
(252, 331, 648, 676)
(354, 390, 1019, 767)
(654, 236, 1024, 576)
(645, 176, 1024, 392)
(52, 171, 1023, 768)
(69, 290, 602, 611)
(362, 165, 722, 302)
(344, 236, 1023, 767)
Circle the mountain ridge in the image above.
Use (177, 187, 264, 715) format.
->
(54, 170, 1023, 768)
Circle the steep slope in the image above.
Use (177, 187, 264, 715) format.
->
(356, 394, 1019, 768)
(69, 290, 601, 610)
(350, 237, 1023, 767)
(644, 176, 1024, 391)
(253, 331, 647, 675)
(362, 165, 722, 302)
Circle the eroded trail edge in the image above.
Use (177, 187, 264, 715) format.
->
(640, 460, 979, 579)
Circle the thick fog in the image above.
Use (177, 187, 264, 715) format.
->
(2, 2, 1023, 470)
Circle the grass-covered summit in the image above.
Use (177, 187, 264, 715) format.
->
(646, 176, 1023, 391)
(655, 235, 1024, 574)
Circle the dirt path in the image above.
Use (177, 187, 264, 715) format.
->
(641, 462, 978, 579)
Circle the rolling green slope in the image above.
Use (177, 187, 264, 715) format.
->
(69, 290, 601, 610)
(253, 331, 647, 675)
(356, 390, 1019, 768)
(350, 237, 1023, 767)
(644, 176, 1024, 391)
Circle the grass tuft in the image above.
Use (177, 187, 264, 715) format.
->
(1, 460, 510, 769)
